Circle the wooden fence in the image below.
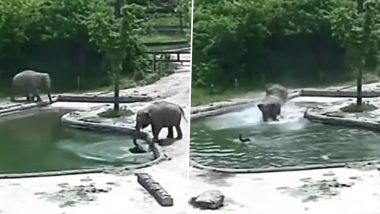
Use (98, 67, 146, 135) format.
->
(144, 48, 190, 72)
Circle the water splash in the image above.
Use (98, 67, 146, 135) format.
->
(191, 99, 380, 169)
(58, 139, 152, 164)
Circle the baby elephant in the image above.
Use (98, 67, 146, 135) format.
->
(11, 70, 53, 103)
(257, 84, 288, 122)
(135, 101, 188, 142)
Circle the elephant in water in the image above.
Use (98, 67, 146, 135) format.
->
(257, 84, 288, 122)
(10, 70, 53, 103)
(135, 101, 188, 142)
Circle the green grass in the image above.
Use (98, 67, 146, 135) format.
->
(191, 86, 262, 106)
(141, 33, 188, 43)
(98, 108, 134, 118)
(92, 64, 175, 93)
(147, 44, 188, 51)
(148, 15, 188, 27)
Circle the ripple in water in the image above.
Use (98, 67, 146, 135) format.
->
(58, 139, 154, 165)
(191, 103, 380, 169)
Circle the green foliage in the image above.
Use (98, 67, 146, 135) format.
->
(83, 2, 148, 110)
(0, 0, 166, 93)
(84, 2, 147, 75)
(0, 0, 44, 57)
(192, 0, 380, 90)
(329, 0, 380, 68)
(176, 0, 191, 25)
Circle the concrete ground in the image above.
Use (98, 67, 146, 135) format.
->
(0, 57, 190, 214)
(189, 167, 380, 214)
(188, 82, 380, 214)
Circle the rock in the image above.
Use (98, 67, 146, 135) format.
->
(189, 190, 225, 210)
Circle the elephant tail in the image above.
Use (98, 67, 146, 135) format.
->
(179, 106, 188, 122)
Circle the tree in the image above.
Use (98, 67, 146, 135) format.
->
(85, 2, 147, 112)
(330, 0, 380, 108)
(175, 0, 191, 34)
(0, 0, 44, 59)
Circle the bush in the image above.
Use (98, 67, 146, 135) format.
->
(192, 0, 380, 90)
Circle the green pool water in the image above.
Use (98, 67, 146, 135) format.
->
(0, 108, 154, 174)
(190, 103, 380, 169)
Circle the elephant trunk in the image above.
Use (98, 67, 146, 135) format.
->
(47, 92, 53, 103)
(257, 104, 267, 122)
(135, 122, 141, 132)
(262, 113, 268, 122)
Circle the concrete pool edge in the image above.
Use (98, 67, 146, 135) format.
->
(0, 96, 166, 179)
(190, 159, 380, 174)
(59, 108, 166, 174)
(0, 98, 59, 117)
(0, 155, 164, 179)
(60, 108, 161, 160)
(56, 94, 153, 103)
(190, 89, 380, 173)
(191, 89, 380, 119)
(0, 109, 166, 179)
(304, 108, 380, 132)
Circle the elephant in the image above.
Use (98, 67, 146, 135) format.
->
(10, 70, 53, 103)
(135, 101, 188, 142)
(257, 84, 288, 122)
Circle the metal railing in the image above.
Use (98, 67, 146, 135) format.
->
(144, 48, 190, 72)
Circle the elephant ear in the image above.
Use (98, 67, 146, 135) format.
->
(44, 74, 51, 88)
(140, 109, 152, 120)
(40, 74, 51, 90)
(257, 104, 264, 111)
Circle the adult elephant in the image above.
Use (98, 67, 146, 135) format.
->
(135, 101, 188, 142)
(257, 84, 288, 122)
(10, 70, 53, 103)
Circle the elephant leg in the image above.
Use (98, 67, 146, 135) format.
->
(262, 113, 268, 122)
(26, 94, 32, 102)
(167, 126, 174, 138)
(151, 124, 161, 142)
(175, 125, 183, 140)
(35, 94, 42, 102)
(272, 106, 281, 121)
(47, 93, 53, 103)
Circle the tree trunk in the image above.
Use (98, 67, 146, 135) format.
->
(356, 68, 362, 107)
(355, 0, 365, 108)
(114, 0, 122, 18)
(77, 41, 87, 90)
(114, 73, 120, 111)
(111, 57, 121, 112)
(179, 12, 184, 34)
